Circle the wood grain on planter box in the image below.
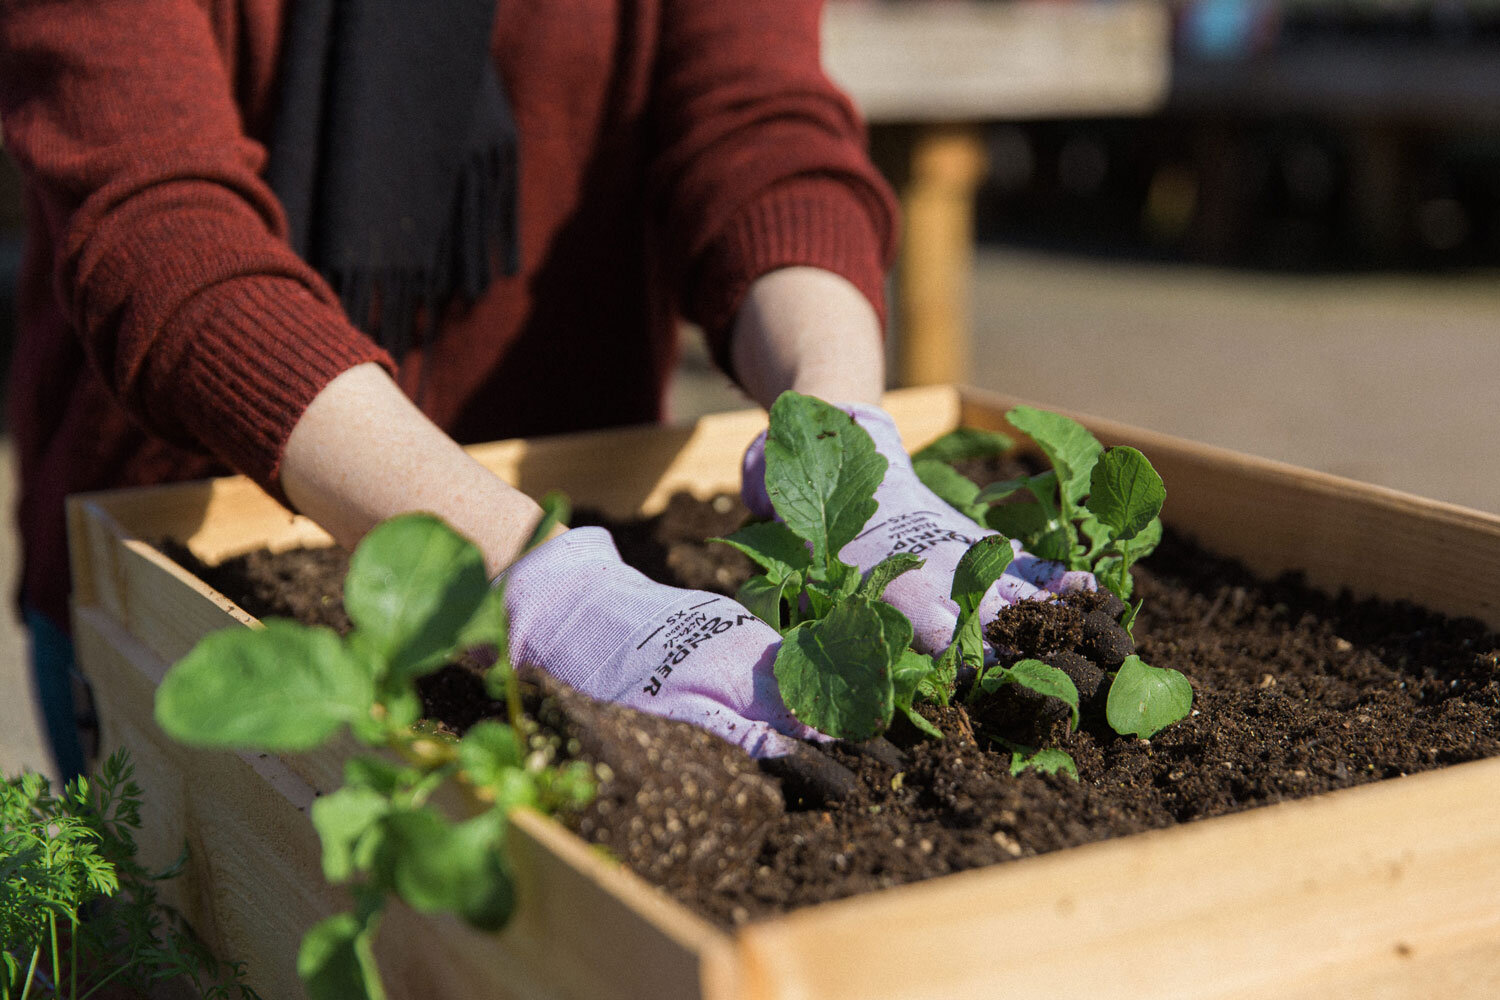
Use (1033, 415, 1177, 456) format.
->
(67, 385, 1500, 1000)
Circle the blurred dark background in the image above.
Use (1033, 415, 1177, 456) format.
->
(979, 0, 1500, 271)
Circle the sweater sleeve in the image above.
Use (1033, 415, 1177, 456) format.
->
(0, 1, 392, 494)
(647, 0, 900, 378)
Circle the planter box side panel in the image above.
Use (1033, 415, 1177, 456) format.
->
(75, 607, 732, 1000)
(736, 755, 1500, 1000)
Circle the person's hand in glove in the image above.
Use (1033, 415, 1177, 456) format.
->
(501, 526, 860, 799)
(743, 400, 1095, 654)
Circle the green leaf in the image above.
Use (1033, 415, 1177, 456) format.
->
(950, 535, 1015, 618)
(312, 786, 389, 883)
(156, 619, 373, 752)
(1106, 655, 1193, 739)
(983, 499, 1050, 539)
(871, 598, 915, 655)
(522, 491, 572, 553)
(1006, 406, 1103, 506)
(344, 514, 491, 686)
(1124, 517, 1163, 562)
(1086, 447, 1166, 542)
(804, 561, 862, 620)
(859, 553, 924, 602)
(714, 520, 814, 581)
(298, 909, 387, 1000)
(344, 757, 410, 797)
(736, 574, 792, 631)
(774, 597, 894, 741)
(374, 808, 516, 932)
(981, 659, 1081, 730)
(974, 474, 1039, 505)
(891, 649, 945, 739)
(1010, 747, 1079, 780)
(913, 459, 984, 519)
(456, 722, 525, 792)
(911, 426, 1013, 464)
(763, 392, 887, 572)
(454, 583, 510, 654)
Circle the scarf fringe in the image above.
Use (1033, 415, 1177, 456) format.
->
(330, 144, 518, 359)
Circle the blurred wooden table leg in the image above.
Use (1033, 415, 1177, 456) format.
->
(896, 124, 988, 386)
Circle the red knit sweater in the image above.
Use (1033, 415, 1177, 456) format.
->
(0, 0, 898, 628)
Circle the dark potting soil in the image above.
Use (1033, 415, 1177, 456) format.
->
(163, 493, 1500, 928)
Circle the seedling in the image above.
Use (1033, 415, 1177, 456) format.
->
(717, 393, 1082, 746)
(921, 406, 1166, 603)
(155, 510, 593, 1000)
(724, 393, 1191, 761)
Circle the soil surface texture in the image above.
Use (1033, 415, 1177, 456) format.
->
(165, 492, 1500, 927)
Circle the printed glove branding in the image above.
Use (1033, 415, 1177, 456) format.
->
(856, 510, 980, 558)
(636, 597, 760, 696)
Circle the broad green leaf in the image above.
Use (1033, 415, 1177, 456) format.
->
(891, 649, 945, 739)
(1006, 406, 1103, 506)
(312, 786, 389, 883)
(871, 599, 915, 654)
(1010, 748, 1079, 780)
(1079, 513, 1113, 562)
(911, 426, 1013, 465)
(950, 612, 986, 672)
(984, 500, 1051, 540)
(344, 514, 491, 685)
(804, 561, 861, 620)
(714, 520, 814, 581)
(773, 597, 894, 740)
(457, 722, 525, 792)
(298, 910, 386, 1000)
(763, 392, 887, 571)
(156, 620, 372, 752)
(1086, 447, 1166, 541)
(454, 583, 509, 654)
(950, 535, 1015, 617)
(975, 474, 1041, 505)
(859, 553, 923, 602)
(736, 574, 792, 630)
(374, 808, 516, 932)
(1106, 655, 1193, 739)
(913, 459, 985, 520)
(1124, 517, 1164, 562)
(981, 659, 1081, 730)
(344, 757, 410, 797)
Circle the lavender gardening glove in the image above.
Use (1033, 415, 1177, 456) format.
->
(501, 526, 820, 759)
(743, 402, 1094, 654)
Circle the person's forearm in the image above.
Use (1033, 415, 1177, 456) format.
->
(729, 266, 885, 408)
(281, 363, 545, 577)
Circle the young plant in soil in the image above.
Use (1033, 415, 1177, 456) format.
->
(2, 749, 260, 1000)
(154, 512, 593, 1000)
(719, 392, 1193, 773)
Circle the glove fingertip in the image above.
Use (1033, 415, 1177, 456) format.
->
(740, 430, 776, 518)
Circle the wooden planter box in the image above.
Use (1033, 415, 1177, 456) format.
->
(67, 385, 1500, 1000)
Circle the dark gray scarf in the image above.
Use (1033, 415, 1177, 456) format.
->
(266, 0, 519, 357)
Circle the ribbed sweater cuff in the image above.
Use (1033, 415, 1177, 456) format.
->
(692, 177, 892, 380)
(156, 277, 394, 502)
